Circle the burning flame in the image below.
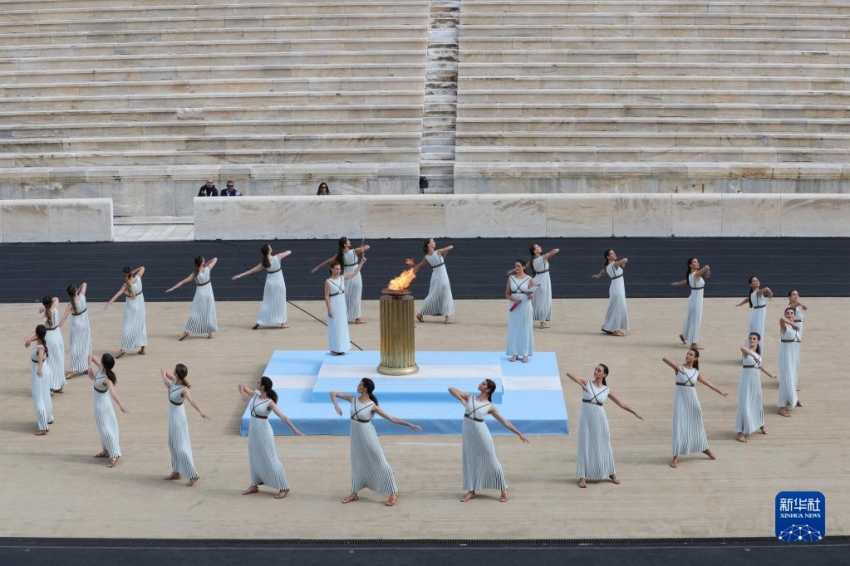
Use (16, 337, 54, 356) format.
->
(387, 259, 417, 291)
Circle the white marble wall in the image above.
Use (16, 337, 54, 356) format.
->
(1, 198, 113, 243)
(193, 194, 850, 240)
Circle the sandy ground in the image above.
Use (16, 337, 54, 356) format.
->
(0, 296, 844, 539)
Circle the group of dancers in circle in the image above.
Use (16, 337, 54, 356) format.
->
(21, 238, 809, 500)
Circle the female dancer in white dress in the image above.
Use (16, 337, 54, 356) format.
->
(330, 378, 422, 506)
(736, 276, 772, 357)
(592, 249, 629, 336)
(527, 244, 559, 329)
(59, 283, 91, 379)
(237, 377, 303, 499)
(567, 365, 643, 488)
(161, 364, 210, 486)
(672, 257, 711, 350)
(325, 258, 367, 356)
(735, 332, 776, 443)
(233, 244, 291, 329)
(312, 237, 370, 324)
(107, 266, 147, 358)
(39, 295, 66, 393)
(166, 256, 219, 340)
(506, 259, 535, 363)
(414, 238, 455, 324)
(663, 350, 728, 468)
(787, 289, 807, 380)
(24, 325, 52, 435)
(88, 353, 128, 468)
(448, 380, 529, 503)
(777, 307, 802, 418)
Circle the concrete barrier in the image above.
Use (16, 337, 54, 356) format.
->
(194, 194, 850, 239)
(1, 198, 113, 243)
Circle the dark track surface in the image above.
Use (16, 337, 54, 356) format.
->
(0, 538, 845, 566)
(0, 237, 847, 304)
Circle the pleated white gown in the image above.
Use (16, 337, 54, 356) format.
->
(671, 365, 708, 456)
(247, 391, 289, 490)
(121, 277, 147, 350)
(506, 275, 534, 358)
(256, 256, 287, 327)
(420, 252, 455, 317)
(602, 264, 629, 333)
(681, 272, 705, 344)
(794, 306, 804, 380)
(461, 396, 507, 492)
(93, 370, 121, 457)
(184, 267, 218, 335)
(44, 308, 66, 391)
(735, 352, 764, 436)
(168, 383, 198, 479)
(576, 383, 616, 479)
(746, 291, 768, 357)
(326, 276, 350, 353)
(68, 295, 92, 373)
(348, 398, 398, 495)
(30, 345, 52, 431)
(342, 250, 363, 322)
(777, 325, 801, 410)
(531, 256, 552, 324)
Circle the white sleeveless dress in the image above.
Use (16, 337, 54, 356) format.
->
(68, 295, 92, 373)
(184, 267, 218, 334)
(257, 256, 287, 327)
(735, 351, 764, 436)
(342, 249, 363, 322)
(531, 256, 552, 324)
(93, 369, 122, 458)
(576, 383, 616, 479)
(777, 325, 800, 410)
(602, 263, 629, 333)
(746, 290, 768, 357)
(671, 365, 708, 456)
(121, 277, 147, 350)
(247, 391, 289, 491)
(681, 272, 705, 344)
(461, 396, 507, 492)
(348, 398, 398, 495)
(326, 276, 350, 353)
(44, 307, 66, 391)
(506, 275, 534, 358)
(793, 305, 804, 380)
(419, 251, 455, 317)
(168, 383, 198, 479)
(30, 345, 51, 431)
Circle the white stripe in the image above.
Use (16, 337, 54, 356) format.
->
(318, 364, 503, 379)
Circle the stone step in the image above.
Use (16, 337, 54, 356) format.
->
(0, 104, 424, 124)
(460, 16, 850, 28)
(460, 37, 850, 51)
(455, 117, 850, 134)
(458, 76, 850, 91)
(455, 131, 850, 149)
(0, 132, 423, 153)
(0, 25, 440, 47)
(457, 103, 850, 119)
(419, 163, 455, 176)
(0, 91, 425, 111)
(0, 147, 422, 167)
(455, 146, 850, 163)
(457, 89, 850, 105)
(461, 1, 850, 16)
(1, 118, 424, 138)
(459, 23, 850, 39)
(0, 14, 427, 37)
(0, 52, 429, 73)
(460, 49, 850, 65)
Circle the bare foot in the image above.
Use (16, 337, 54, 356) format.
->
(760, 426, 768, 435)
(521, 355, 529, 363)
(94, 451, 108, 458)
(736, 433, 747, 443)
(242, 486, 259, 495)
(796, 401, 802, 408)
(35, 430, 49, 436)
(778, 408, 791, 417)
(207, 333, 213, 339)
(578, 479, 587, 488)
(444, 317, 454, 324)
(274, 489, 289, 499)
(280, 323, 290, 329)
(678, 334, 687, 345)
(252, 324, 260, 330)
(704, 448, 716, 460)
(386, 492, 399, 506)
(342, 493, 359, 504)
(691, 343, 703, 350)
(460, 491, 476, 502)
(178, 332, 189, 341)
(416, 313, 424, 323)
(54, 388, 64, 394)
(164, 473, 181, 480)
(107, 456, 120, 468)
(612, 330, 625, 337)
(354, 319, 367, 325)
(186, 477, 199, 487)
(508, 355, 518, 362)
(138, 348, 146, 355)
(610, 474, 621, 485)
(499, 490, 509, 502)
(116, 350, 126, 359)
(669, 456, 679, 468)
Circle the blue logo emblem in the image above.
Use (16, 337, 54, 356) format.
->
(775, 491, 825, 542)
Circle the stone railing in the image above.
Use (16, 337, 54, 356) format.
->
(1, 198, 113, 243)
(194, 193, 850, 239)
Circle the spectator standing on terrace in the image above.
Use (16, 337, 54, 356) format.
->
(198, 180, 218, 197)
(317, 182, 331, 195)
(221, 181, 241, 196)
